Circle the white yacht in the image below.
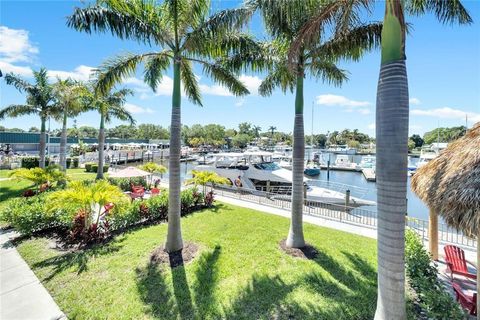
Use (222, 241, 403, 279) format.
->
(335, 155, 357, 169)
(356, 155, 376, 170)
(194, 151, 375, 207)
(416, 143, 448, 169)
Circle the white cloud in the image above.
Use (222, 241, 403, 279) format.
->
(48, 65, 95, 81)
(124, 103, 155, 114)
(0, 60, 33, 76)
(0, 26, 38, 63)
(367, 123, 375, 130)
(409, 97, 421, 105)
(358, 109, 371, 115)
(316, 94, 370, 107)
(199, 84, 233, 96)
(411, 107, 480, 122)
(239, 75, 262, 95)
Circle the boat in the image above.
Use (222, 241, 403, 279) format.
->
(335, 155, 356, 169)
(273, 154, 293, 170)
(356, 155, 376, 170)
(304, 161, 321, 176)
(416, 143, 448, 169)
(194, 151, 375, 207)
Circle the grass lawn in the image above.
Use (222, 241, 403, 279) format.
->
(16, 203, 378, 319)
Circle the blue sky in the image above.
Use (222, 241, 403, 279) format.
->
(0, 0, 479, 137)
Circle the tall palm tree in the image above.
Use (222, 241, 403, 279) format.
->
(1, 68, 56, 168)
(230, 0, 381, 248)
(67, 0, 253, 252)
(268, 126, 276, 138)
(84, 86, 135, 179)
(52, 79, 89, 171)
(292, 0, 472, 318)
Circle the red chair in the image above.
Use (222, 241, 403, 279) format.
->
(150, 188, 160, 196)
(452, 280, 477, 316)
(444, 245, 477, 280)
(104, 202, 114, 213)
(130, 186, 145, 200)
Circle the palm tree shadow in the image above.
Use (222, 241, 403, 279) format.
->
(224, 274, 295, 319)
(32, 238, 124, 282)
(192, 245, 222, 318)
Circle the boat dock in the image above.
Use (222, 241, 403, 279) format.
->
(362, 168, 376, 182)
(319, 164, 361, 172)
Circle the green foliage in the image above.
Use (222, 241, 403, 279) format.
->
(0, 193, 68, 235)
(108, 177, 148, 191)
(90, 164, 109, 173)
(232, 133, 251, 149)
(9, 165, 68, 189)
(423, 126, 466, 145)
(185, 170, 230, 190)
(405, 230, 465, 319)
(409, 134, 424, 148)
(138, 162, 167, 174)
(21, 157, 51, 169)
(408, 139, 416, 151)
(84, 163, 96, 172)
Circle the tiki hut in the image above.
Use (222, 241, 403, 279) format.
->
(411, 122, 480, 310)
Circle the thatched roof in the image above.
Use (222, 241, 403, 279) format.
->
(411, 122, 480, 237)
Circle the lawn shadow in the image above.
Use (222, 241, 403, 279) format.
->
(298, 250, 377, 318)
(135, 245, 222, 319)
(32, 237, 125, 282)
(224, 274, 295, 319)
(0, 184, 33, 202)
(192, 245, 221, 318)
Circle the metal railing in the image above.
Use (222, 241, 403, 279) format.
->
(212, 184, 476, 249)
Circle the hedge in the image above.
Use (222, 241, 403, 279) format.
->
(21, 157, 50, 169)
(0, 185, 208, 241)
(108, 177, 148, 191)
(84, 163, 109, 173)
(405, 229, 465, 319)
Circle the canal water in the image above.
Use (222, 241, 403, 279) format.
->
(150, 152, 429, 221)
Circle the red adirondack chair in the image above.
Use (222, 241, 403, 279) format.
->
(444, 245, 477, 280)
(452, 280, 477, 316)
(130, 185, 145, 200)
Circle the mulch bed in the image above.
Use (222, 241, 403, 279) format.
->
(150, 242, 200, 268)
(279, 239, 318, 260)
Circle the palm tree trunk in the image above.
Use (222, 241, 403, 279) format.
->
(59, 108, 68, 171)
(165, 60, 184, 253)
(97, 113, 106, 180)
(375, 1, 408, 319)
(39, 116, 47, 169)
(286, 73, 306, 248)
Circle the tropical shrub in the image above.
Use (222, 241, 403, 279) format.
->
(9, 165, 68, 191)
(138, 162, 167, 187)
(21, 157, 50, 169)
(405, 229, 465, 319)
(185, 170, 229, 194)
(47, 180, 127, 241)
(71, 157, 79, 168)
(108, 177, 148, 191)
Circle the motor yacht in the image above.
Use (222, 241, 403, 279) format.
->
(194, 151, 375, 207)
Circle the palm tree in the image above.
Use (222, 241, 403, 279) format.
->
(230, 0, 381, 248)
(9, 165, 68, 192)
(84, 86, 135, 180)
(268, 126, 276, 138)
(52, 79, 89, 171)
(185, 170, 229, 195)
(67, 0, 253, 252)
(292, 0, 472, 318)
(1, 68, 56, 168)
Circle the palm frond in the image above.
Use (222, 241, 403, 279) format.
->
(107, 105, 136, 125)
(4, 73, 34, 93)
(406, 0, 473, 25)
(307, 60, 348, 87)
(0, 104, 38, 120)
(67, 0, 174, 46)
(94, 52, 157, 95)
(258, 64, 295, 96)
(143, 51, 172, 91)
(308, 22, 382, 62)
(197, 60, 249, 97)
(180, 60, 202, 106)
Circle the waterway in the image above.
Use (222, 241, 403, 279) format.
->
(149, 152, 429, 221)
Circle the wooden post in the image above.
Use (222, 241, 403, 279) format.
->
(428, 208, 439, 260)
(266, 180, 271, 193)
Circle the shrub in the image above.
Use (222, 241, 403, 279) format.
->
(108, 177, 148, 191)
(21, 157, 50, 169)
(71, 157, 79, 168)
(0, 193, 68, 234)
(9, 165, 68, 191)
(91, 164, 109, 173)
(84, 162, 95, 172)
(405, 229, 465, 319)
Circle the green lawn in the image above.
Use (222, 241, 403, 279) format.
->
(16, 203, 378, 319)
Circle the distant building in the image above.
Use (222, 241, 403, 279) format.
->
(0, 131, 169, 155)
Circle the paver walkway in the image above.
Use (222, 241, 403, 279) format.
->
(0, 229, 65, 320)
